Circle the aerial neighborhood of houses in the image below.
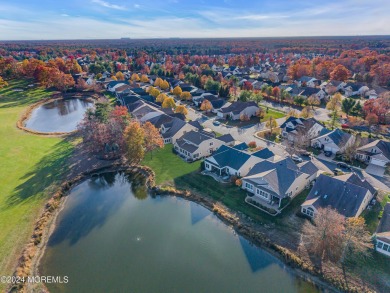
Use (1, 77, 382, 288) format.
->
(74, 54, 390, 257)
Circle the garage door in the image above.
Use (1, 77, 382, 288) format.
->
(324, 146, 337, 153)
(371, 158, 387, 167)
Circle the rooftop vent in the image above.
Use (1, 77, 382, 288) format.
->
(323, 194, 328, 199)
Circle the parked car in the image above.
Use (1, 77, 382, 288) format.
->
(337, 162, 352, 170)
(291, 154, 303, 163)
(324, 151, 332, 157)
(333, 168, 343, 175)
(300, 151, 312, 157)
(213, 120, 221, 126)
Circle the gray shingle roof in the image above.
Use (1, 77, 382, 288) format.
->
(217, 134, 235, 144)
(219, 101, 258, 114)
(161, 118, 187, 139)
(205, 145, 251, 170)
(303, 173, 375, 217)
(180, 130, 214, 145)
(243, 158, 304, 197)
(252, 148, 275, 160)
(376, 203, 390, 241)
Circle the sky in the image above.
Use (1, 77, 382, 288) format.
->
(0, 0, 389, 40)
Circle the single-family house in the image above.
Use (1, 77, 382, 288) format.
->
(375, 203, 390, 257)
(280, 117, 324, 144)
(160, 118, 199, 144)
(311, 128, 355, 154)
(298, 76, 320, 88)
(204, 146, 274, 178)
(301, 173, 376, 218)
(217, 101, 259, 120)
(300, 88, 326, 100)
(343, 83, 369, 97)
(242, 158, 311, 209)
(173, 131, 227, 161)
(356, 139, 390, 167)
(297, 157, 333, 183)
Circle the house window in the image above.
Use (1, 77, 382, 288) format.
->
(302, 207, 314, 217)
(205, 163, 210, 169)
(210, 142, 214, 146)
(256, 189, 269, 199)
(245, 182, 253, 191)
(377, 241, 383, 249)
(383, 244, 389, 252)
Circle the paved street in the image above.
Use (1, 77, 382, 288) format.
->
(186, 106, 288, 157)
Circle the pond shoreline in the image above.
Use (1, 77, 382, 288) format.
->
(11, 163, 341, 293)
(16, 93, 99, 136)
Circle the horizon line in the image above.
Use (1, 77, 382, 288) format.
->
(1, 34, 390, 42)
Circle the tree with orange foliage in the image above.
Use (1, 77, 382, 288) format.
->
(200, 99, 213, 113)
(131, 73, 140, 82)
(172, 86, 182, 97)
(162, 97, 176, 109)
(140, 74, 149, 83)
(180, 91, 192, 101)
(0, 76, 8, 88)
(149, 87, 161, 98)
(156, 93, 168, 103)
(123, 121, 145, 164)
(116, 71, 125, 80)
(142, 121, 164, 158)
(154, 77, 163, 87)
(175, 105, 188, 116)
(330, 65, 351, 81)
(160, 80, 170, 90)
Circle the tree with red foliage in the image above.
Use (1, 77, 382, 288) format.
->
(272, 87, 281, 100)
(242, 81, 253, 91)
(363, 97, 389, 124)
(330, 64, 351, 81)
(370, 63, 390, 86)
(365, 113, 378, 127)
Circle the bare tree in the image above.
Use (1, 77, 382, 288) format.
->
(301, 207, 345, 262)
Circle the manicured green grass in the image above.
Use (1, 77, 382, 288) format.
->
(141, 145, 201, 185)
(0, 79, 73, 287)
(260, 106, 286, 120)
(363, 192, 390, 233)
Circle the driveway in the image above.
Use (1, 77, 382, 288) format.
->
(202, 118, 288, 157)
(365, 164, 386, 177)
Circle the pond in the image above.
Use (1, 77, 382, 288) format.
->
(40, 172, 321, 293)
(25, 98, 93, 133)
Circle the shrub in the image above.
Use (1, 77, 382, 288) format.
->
(248, 141, 257, 148)
(235, 179, 242, 187)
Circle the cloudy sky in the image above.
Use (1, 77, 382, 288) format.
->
(0, 0, 389, 40)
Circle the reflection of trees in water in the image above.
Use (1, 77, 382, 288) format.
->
(125, 172, 148, 200)
(42, 99, 92, 117)
(47, 172, 148, 246)
(88, 172, 117, 191)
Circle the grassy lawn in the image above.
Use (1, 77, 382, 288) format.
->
(174, 172, 277, 224)
(256, 129, 282, 142)
(363, 192, 390, 233)
(143, 146, 309, 228)
(260, 106, 286, 120)
(141, 145, 201, 185)
(0, 79, 73, 288)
